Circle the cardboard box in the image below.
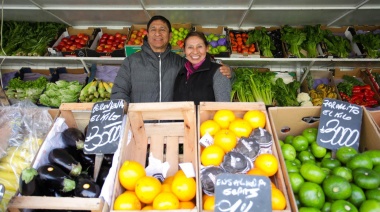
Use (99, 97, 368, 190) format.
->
(87, 27, 129, 57)
(7, 103, 112, 212)
(198, 102, 292, 212)
(228, 29, 260, 58)
(268, 106, 380, 212)
(110, 102, 198, 211)
(194, 25, 231, 58)
(317, 26, 356, 58)
(369, 110, 380, 132)
(48, 27, 99, 57)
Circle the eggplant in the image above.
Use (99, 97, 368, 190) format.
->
(62, 127, 85, 150)
(102, 154, 114, 166)
(37, 163, 76, 193)
(74, 175, 101, 198)
(48, 148, 82, 176)
(19, 167, 40, 196)
(96, 165, 111, 188)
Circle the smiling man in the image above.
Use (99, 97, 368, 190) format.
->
(111, 15, 231, 103)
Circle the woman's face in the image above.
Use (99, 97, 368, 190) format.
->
(147, 20, 171, 52)
(184, 36, 208, 65)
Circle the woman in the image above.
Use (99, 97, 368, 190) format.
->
(173, 31, 231, 105)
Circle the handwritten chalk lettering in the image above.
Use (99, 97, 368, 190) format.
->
(85, 120, 122, 152)
(223, 187, 260, 198)
(334, 112, 351, 120)
(322, 99, 361, 114)
(216, 178, 267, 188)
(90, 112, 121, 123)
(319, 119, 359, 147)
(92, 99, 124, 113)
(322, 110, 334, 117)
(217, 199, 254, 212)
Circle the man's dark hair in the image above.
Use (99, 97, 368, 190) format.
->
(147, 15, 172, 32)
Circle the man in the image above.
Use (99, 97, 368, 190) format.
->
(111, 15, 231, 103)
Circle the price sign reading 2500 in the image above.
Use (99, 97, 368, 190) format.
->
(84, 99, 126, 154)
(317, 98, 363, 151)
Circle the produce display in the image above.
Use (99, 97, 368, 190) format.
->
(78, 79, 113, 103)
(39, 80, 84, 107)
(205, 33, 229, 55)
(0, 105, 54, 211)
(229, 30, 256, 55)
(198, 109, 286, 211)
(309, 83, 338, 106)
(53, 33, 90, 52)
(169, 27, 190, 48)
(127, 28, 147, 46)
(5, 76, 48, 103)
(279, 127, 380, 211)
(0, 21, 66, 56)
(337, 75, 379, 107)
(96, 32, 128, 53)
(353, 30, 380, 58)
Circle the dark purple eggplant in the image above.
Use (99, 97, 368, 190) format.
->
(96, 165, 111, 188)
(48, 148, 82, 176)
(62, 127, 85, 150)
(19, 167, 40, 196)
(102, 154, 114, 166)
(74, 176, 100, 198)
(37, 163, 76, 193)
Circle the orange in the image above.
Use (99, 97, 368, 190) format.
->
(272, 187, 287, 210)
(163, 176, 174, 185)
(247, 167, 267, 176)
(203, 193, 212, 203)
(229, 119, 252, 138)
(213, 109, 236, 129)
(161, 183, 172, 193)
(200, 144, 225, 166)
(213, 129, 238, 153)
(153, 192, 180, 210)
(203, 195, 215, 210)
(179, 201, 196, 209)
(200, 120, 221, 137)
(118, 160, 146, 191)
(141, 205, 153, 210)
(254, 153, 278, 177)
(135, 176, 162, 204)
(174, 169, 186, 179)
(243, 110, 266, 129)
(113, 191, 142, 210)
(171, 174, 197, 201)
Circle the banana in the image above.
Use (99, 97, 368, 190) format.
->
(103, 81, 112, 93)
(88, 80, 98, 94)
(79, 80, 94, 97)
(98, 81, 106, 98)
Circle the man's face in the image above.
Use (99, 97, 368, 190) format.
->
(147, 20, 171, 52)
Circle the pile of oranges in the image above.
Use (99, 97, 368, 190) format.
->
(114, 161, 196, 210)
(200, 109, 287, 210)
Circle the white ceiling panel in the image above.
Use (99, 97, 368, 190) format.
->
(333, 9, 380, 26)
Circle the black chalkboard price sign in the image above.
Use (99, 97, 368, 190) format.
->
(85, 99, 127, 180)
(214, 173, 271, 212)
(316, 98, 363, 151)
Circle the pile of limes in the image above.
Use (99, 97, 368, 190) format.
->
(199, 109, 286, 210)
(113, 160, 197, 210)
(280, 127, 380, 212)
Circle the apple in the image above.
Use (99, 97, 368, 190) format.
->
(96, 45, 104, 52)
(106, 40, 113, 45)
(134, 39, 141, 45)
(127, 40, 134, 45)
(132, 30, 138, 35)
(115, 32, 121, 38)
(80, 40, 86, 45)
(108, 35, 115, 40)
(117, 43, 124, 49)
(130, 34, 137, 39)
(69, 45, 76, 51)
(102, 33, 109, 39)
(121, 35, 128, 40)
(137, 31, 143, 37)
(82, 35, 89, 41)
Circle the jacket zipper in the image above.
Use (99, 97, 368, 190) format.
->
(159, 53, 162, 102)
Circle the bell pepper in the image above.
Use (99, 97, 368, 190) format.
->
(352, 85, 362, 94)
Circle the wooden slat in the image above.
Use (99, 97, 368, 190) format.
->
(166, 136, 180, 176)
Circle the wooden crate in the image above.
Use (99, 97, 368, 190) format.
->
(110, 102, 198, 211)
(198, 102, 292, 212)
(7, 103, 109, 212)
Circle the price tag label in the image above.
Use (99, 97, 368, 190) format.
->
(316, 98, 363, 151)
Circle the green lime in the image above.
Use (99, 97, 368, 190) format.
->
(282, 143, 297, 161)
(373, 165, 380, 175)
(321, 201, 331, 212)
(330, 199, 358, 212)
(279, 139, 284, 147)
(302, 127, 318, 144)
(359, 200, 380, 212)
(292, 135, 309, 152)
(323, 175, 352, 200)
(347, 183, 366, 208)
(294, 158, 302, 167)
(311, 142, 327, 158)
(289, 172, 305, 194)
(299, 182, 325, 209)
(353, 167, 380, 190)
(300, 163, 326, 184)
(299, 207, 321, 212)
(336, 146, 358, 164)
(362, 150, 380, 166)
(331, 166, 353, 182)
(321, 167, 331, 176)
(285, 159, 300, 173)
(298, 150, 316, 164)
(347, 154, 373, 170)
(284, 135, 294, 145)
(365, 188, 380, 202)
(321, 157, 342, 170)
(323, 151, 332, 159)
